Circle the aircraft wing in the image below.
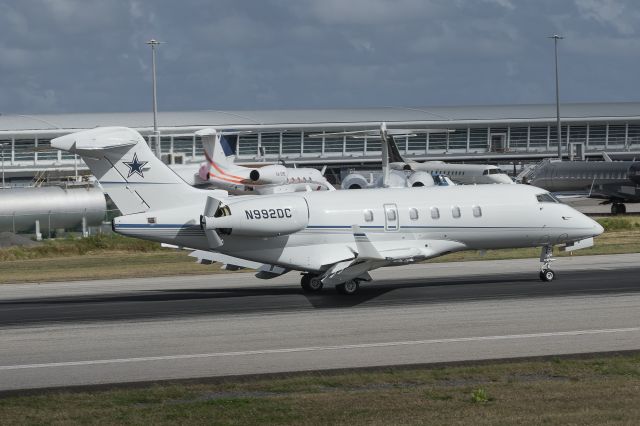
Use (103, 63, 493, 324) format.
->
(319, 226, 466, 285)
(187, 249, 290, 279)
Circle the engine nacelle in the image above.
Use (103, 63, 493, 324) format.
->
(341, 173, 371, 189)
(407, 171, 436, 187)
(249, 164, 288, 185)
(202, 195, 309, 237)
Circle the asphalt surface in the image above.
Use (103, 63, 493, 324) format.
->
(1, 254, 639, 391)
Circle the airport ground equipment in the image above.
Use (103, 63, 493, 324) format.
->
(52, 127, 603, 294)
(0, 186, 106, 237)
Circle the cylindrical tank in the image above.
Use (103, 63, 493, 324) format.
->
(0, 186, 107, 233)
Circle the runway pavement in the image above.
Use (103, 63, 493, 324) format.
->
(1, 253, 639, 391)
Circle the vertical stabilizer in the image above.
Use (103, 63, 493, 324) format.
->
(52, 127, 207, 214)
(387, 134, 406, 164)
(197, 128, 238, 171)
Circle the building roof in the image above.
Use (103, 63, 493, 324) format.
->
(2, 102, 640, 135)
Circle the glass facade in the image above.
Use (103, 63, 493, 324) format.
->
(4, 121, 640, 168)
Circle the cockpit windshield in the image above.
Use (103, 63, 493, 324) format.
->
(536, 193, 559, 203)
(483, 168, 505, 175)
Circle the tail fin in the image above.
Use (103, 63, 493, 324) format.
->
(387, 135, 406, 164)
(197, 128, 238, 171)
(52, 127, 207, 215)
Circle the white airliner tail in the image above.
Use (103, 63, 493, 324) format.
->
(52, 127, 214, 215)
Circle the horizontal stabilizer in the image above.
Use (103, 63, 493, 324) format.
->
(52, 127, 140, 153)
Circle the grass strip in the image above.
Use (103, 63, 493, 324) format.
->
(1, 353, 639, 425)
(1, 217, 640, 284)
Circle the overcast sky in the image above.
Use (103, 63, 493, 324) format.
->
(1, 0, 639, 114)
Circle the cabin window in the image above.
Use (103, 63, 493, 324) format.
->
(536, 193, 557, 203)
(472, 205, 482, 217)
(409, 208, 419, 220)
(364, 209, 374, 222)
(386, 209, 397, 221)
(430, 207, 440, 219)
(452, 206, 461, 218)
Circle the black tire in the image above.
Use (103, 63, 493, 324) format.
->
(540, 269, 555, 282)
(301, 274, 323, 292)
(336, 279, 359, 295)
(611, 204, 620, 215)
(620, 204, 627, 214)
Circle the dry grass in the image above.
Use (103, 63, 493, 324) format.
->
(1, 354, 639, 425)
(1, 217, 640, 284)
(435, 227, 640, 263)
(0, 251, 226, 284)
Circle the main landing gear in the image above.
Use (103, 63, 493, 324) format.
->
(539, 245, 556, 282)
(611, 202, 627, 215)
(336, 279, 360, 295)
(300, 274, 323, 293)
(300, 274, 362, 295)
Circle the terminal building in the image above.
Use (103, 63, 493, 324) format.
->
(1, 102, 639, 185)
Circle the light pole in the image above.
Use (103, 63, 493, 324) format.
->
(146, 39, 162, 158)
(549, 34, 564, 160)
(0, 142, 6, 188)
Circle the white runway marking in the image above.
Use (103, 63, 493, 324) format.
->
(2, 327, 639, 371)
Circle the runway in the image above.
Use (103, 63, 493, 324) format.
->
(1, 253, 639, 391)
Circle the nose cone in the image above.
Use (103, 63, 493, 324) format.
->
(579, 213, 604, 238)
(593, 219, 605, 236)
(491, 174, 514, 184)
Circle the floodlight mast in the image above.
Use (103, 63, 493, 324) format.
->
(1, 142, 6, 188)
(146, 39, 162, 158)
(549, 34, 564, 160)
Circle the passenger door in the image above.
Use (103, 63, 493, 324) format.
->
(383, 204, 399, 231)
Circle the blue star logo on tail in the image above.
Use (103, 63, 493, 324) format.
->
(123, 153, 148, 178)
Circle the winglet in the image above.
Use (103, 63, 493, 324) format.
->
(352, 225, 384, 260)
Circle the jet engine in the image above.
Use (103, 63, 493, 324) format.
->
(341, 173, 371, 189)
(407, 171, 435, 187)
(249, 165, 288, 185)
(200, 195, 309, 245)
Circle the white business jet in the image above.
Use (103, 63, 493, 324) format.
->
(193, 128, 334, 194)
(52, 127, 603, 295)
(333, 123, 456, 189)
(334, 123, 512, 188)
(383, 124, 514, 185)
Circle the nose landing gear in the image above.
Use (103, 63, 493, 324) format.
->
(539, 245, 556, 282)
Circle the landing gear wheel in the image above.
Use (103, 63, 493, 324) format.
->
(336, 279, 360, 295)
(539, 269, 556, 282)
(300, 274, 323, 293)
(611, 203, 626, 215)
